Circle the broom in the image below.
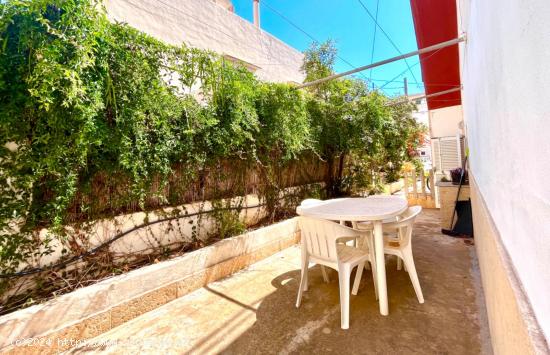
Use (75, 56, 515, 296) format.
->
(441, 150, 473, 238)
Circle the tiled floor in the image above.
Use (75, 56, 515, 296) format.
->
(69, 210, 491, 355)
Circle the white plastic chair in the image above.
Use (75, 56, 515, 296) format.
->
(300, 199, 349, 283)
(352, 206, 424, 303)
(296, 216, 375, 329)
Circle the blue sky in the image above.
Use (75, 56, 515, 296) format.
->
(232, 0, 424, 96)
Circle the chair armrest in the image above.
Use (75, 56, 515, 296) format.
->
(382, 219, 415, 231)
(353, 221, 373, 230)
(336, 236, 360, 244)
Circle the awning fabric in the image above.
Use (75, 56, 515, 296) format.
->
(410, 0, 461, 110)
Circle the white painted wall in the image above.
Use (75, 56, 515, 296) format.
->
(103, 0, 305, 83)
(4, 193, 268, 300)
(211, 0, 234, 12)
(429, 105, 464, 138)
(459, 0, 550, 340)
(14, 194, 267, 274)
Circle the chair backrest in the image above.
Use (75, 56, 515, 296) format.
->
(393, 206, 422, 246)
(396, 205, 422, 224)
(299, 217, 360, 262)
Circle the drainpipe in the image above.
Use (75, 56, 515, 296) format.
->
(253, 0, 260, 28)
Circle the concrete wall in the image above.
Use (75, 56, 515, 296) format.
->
(12, 194, 266, 272)
(469, 178, 547, 354)
(429, 104, 464, 138)
(211, 0, 234, 12)
(103, 0, 305, 84)
(2, 192, 271, 302)
(458, 0, 550, 350)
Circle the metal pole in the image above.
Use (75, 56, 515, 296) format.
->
(384, 87, 462, 106)
(297, 36, 465, 89)
(404, 77, 408, 96)
(253, 0, 260, 28)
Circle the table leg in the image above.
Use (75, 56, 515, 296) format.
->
(374, 220, 388, 315)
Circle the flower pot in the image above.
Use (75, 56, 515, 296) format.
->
(450, 168, 467, 185)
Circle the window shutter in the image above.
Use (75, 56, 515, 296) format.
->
(431, 135, 465, 173)
(439, 136, 461, 171)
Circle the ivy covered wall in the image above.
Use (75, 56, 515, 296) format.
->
(0, 0, 423, 288)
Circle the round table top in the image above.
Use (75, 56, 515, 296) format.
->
(296, 196, 408, 221)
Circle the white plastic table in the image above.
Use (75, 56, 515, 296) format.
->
(296, 195, 408, 315)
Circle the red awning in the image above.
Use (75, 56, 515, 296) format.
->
(410, 0, 461, 110)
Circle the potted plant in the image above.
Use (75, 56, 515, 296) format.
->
(450, 167, 468, 185)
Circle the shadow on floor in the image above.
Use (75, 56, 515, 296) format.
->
(220, 210, 485, 354)
(67, 210, 489, 355)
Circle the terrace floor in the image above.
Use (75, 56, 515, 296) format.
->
(69, 210, 492, 354)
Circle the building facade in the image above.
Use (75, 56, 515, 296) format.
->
(410, 95, 432, 170)
(103, 0, 305, 84)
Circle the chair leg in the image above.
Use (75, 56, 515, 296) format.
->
(321, 265, 330, 283)
(351, 263, 364, 295)
(402, 250, 424, 303)
(397, 256, 402, 271)
(338, 265, 351, 329)
(296, 255, 309, 307)
(370, 260, 379, 300)
(300, 243, 309, 291)
(356, 237, 372, 270)
(366, 234, 379, 300)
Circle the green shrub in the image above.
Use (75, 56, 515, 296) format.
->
(302, 42, 424, 195)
